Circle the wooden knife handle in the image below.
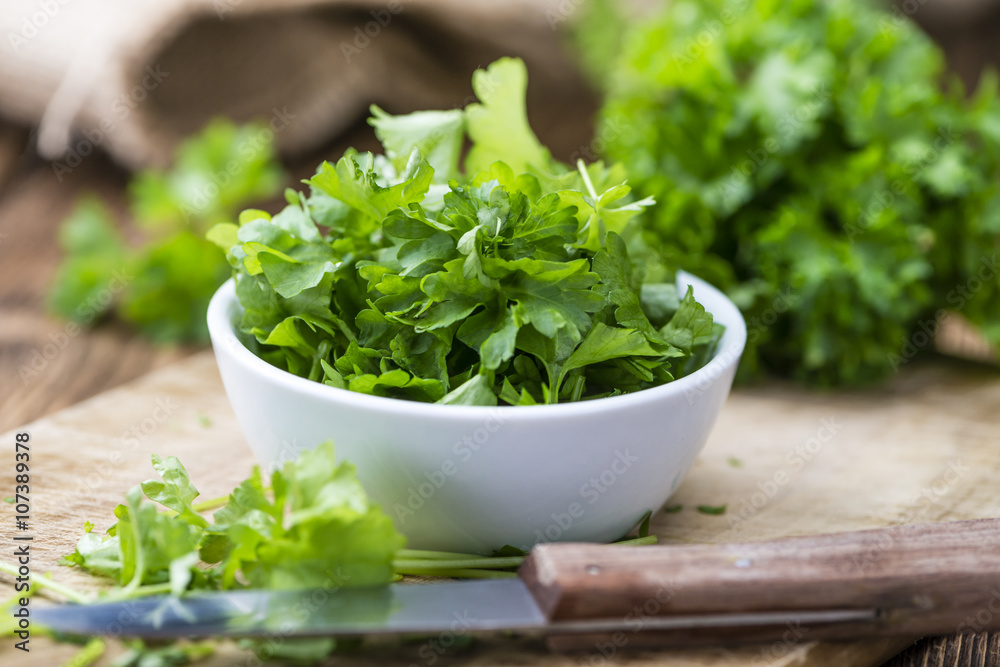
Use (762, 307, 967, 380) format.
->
(520, 519, 1000, 649)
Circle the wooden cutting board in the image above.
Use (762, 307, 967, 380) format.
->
(2, 351, 999, 667)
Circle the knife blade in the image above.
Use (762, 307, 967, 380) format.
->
(36, 518, 1000, 649)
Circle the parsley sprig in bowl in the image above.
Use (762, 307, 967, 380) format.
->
(206, 58, 746, 551)
(208, 58, 722, 406)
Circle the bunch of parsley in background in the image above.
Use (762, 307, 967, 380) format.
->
(210, 58, 722, 406)
(49, 121, 285, 342)
(579, 0, 1000, 385)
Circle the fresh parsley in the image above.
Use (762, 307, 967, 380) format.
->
(61, 442, 404, 594)
(210, 58, 723, 405)
(581, 0, 1000, 385)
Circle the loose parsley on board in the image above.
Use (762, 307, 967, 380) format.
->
(41, 447, 657, 664)
(210, 58, 723, 406)
(61, 443, 404, 594)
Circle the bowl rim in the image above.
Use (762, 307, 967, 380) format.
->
(207, 271, 747, 420)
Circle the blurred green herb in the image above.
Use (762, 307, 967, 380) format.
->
(696, 504, 728, 516)
(110, 640, 215, 667)
(581, 0, 1000, 385)
(636, 509, 652, 537)
(211, 58, 722, 406)
(64, 637, 105, 667)
(49, 120, 285, 343)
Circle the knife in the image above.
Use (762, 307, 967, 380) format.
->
(36, 518, 1000, 650)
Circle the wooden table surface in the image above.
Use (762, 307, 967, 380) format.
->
(0, 114, 998, 666)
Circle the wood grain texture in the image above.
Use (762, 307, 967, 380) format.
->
(522, 519, 1000, 647)
(887, 632, 1000, 667)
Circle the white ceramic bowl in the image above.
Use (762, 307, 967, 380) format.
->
(207, 272, 746, 553)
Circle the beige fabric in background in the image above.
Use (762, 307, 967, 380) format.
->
(0, 0, 590, 168)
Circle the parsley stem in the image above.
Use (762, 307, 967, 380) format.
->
(395, 537, 655, 574)
(160, 494, 234, 517)
(0, 560, 90, 604)
(396, 549, 489, 561)
(115, 498, 148, 600)
(612, 535, 658, 547)
(393, 556, 524, 571)
(192, 495, 231, 512)
(392, 567, 519, 579)
(98, 582, 187, 603)
(577, 158, 599, 201)
(61, 637, 106, 667)
(125, 582, 174, 599)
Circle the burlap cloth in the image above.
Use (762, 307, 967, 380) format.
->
(0, 0, 590, 168)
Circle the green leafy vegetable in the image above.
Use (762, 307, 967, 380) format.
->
(464, 58, 551, 175)
(212, 58, 722, 405)
(62, 443, 404, 594)
(582, 0, 1000, 385)
(696, 504, 728, 516)
(49, 120, 285, 342)
(110, 640, 215, 667)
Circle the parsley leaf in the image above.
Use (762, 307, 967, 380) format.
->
(465, 57, 552, 176)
